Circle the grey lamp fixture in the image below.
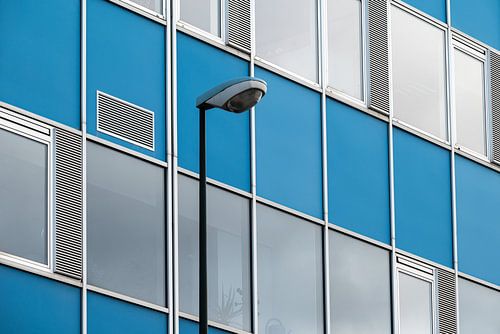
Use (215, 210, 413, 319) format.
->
(196, 77, 267, 334)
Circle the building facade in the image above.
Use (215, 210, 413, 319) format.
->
(0, 0, 499, 333)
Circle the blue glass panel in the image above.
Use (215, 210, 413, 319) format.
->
(451, 0, 500, 49)
(88, 291, 167, 333)
(394, 128, 453, 267)
(177, 32, 250, 191)
(180, 317, 232, 334)
(255, 67, 323, 219)
(327, 99, 390, 243)
(403, 0, 447, 22)
(0, 1, 80, 128)
(456, 156, 500, 285)
(87, 0, 166, 160)
(0, 265, 80, 334)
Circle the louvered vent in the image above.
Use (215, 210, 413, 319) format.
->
(436, 269, 457, 334)
(54, 129, 83, 279)
(490, 50, 500, 164)
(97, 91, 155, 151)
(367, 0, 390, 113)
(227, 0, 252, 53)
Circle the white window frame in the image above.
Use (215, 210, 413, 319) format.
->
(176, 0, 226, 45)
(115, 0, 166, 20)
(0, 109, 53, 273)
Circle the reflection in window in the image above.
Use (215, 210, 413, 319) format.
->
(87, 142, 165, 306)
(391, 5, 447, 140)
(178, 175, 251, 331)
(0, 128, 48, 265)
(459, 278, 500, 334)
(180, 0, 221, 37)
(328, 0, 363, 100)
(257, 204, 323, 334)
(130, 0, 163, 15)
(398, 272, 433, 334)
(329, 231, 391, 334)
(256, 0, 319, 82)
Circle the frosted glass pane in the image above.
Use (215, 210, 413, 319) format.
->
(131, 0, 163, 14)
(180, 0, 221, 36)
(399, 273, 433, 334)
(459, 278, 500, 334)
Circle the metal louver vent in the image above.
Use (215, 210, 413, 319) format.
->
(367, 0, 390, 114)
(97, 91, 155, 151)
(436, 269, 457, 334)
(227, 0, 252, 53)
(490, 50, 500, 164)
(54, 129, 83, 279)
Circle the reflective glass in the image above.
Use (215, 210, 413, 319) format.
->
(131, 0, 163, 14)
(180, 0, 221, 36)
(178, 175, 251, 331)
(87, 142, 165, 306)
(459, 278, 500, 334)
(0, 128, 48, 265)
(257, 204, 323, 334)
(328, 0, 363, 99)
(256, 0, 319, 82)
(399, 272, 433, 334)
(329, 231, 392, 334)
(391, 6, 448, 140)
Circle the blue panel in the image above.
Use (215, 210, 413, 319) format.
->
(255, 67, 323, 219)
(0, 265, 80, 334)
(327, 99, 390, 244)
(451, 0, 500, 49)
(180, 317, 231, 334)
(87, 0, 166, 160)
(177, 32, 250, 191)
(403, 0, 447, 23)
(88, 291, 167, 334)
(456, 156, 500, 285)
(0, 1, 80, 128)
(394, 129, 453, 267)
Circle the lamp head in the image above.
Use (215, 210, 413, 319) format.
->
(196, 77, 267, 113)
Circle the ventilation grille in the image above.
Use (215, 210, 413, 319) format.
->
(97, 91, 155, 151)
(368, 0, 390, 113)
(491, 50, 500, 164)
(227, 0, 252, 53)
(436, 269, 457, 334)
(54, 129, 83, 280)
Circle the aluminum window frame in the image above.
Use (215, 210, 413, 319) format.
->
(176, 0, 226, 45)
(0, 110, 53, 273)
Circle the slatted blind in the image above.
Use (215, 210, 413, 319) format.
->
(490, 50, 500, 164)
(227, 0, 252, 53)
(54, 128, 83, 279)
(436, 269, 458, 334)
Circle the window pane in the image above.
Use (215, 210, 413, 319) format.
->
(87, 142, 165, 306)
(180, 0, 221, 37)
(391, 6, 447, 140)
(178, 175, 251, 331)
(256, 0, 319, 82)
(257, 204, 323, 334)
(131, 0, 163, 14)
(329, 231, 391, 334)
(0, 128, 48, 265)
(454, 48, 486, 155)
(459, 278, 500, 334)
(328, 0, 363, 100)
(399, 273, 433, 334)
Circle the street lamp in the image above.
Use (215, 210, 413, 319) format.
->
(195, 77, 267, 334)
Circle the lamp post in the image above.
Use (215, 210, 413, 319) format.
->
(195, 77, 267, 334)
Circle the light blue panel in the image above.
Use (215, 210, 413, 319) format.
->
(255, 67, 323, 219)
(0, 265, 80, 334)
(327, 99, 390, 244)
(180, 317, 231, 334)
(88, 291, 167, 334)
(394, 128, 453, 267)
(456, 156, 500, 285)
(403, 0, 447, 22)
(87, 0, 166, 160)
(0, 1, 80, 128)
(177, 32, 250, 191)
(451, 0, 500, 49)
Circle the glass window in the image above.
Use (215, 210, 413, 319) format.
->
(398, 272, 434, 334)
(180, 0, 221, 37)
(257, 204, 323, 334)
(391, 5, 448, 140)
(256, 0, 319, 82)
(327, 0, 363, 100)
(178, 175, 251, 331)
(87, 142, 165, 306)
(453, 46, 486, 155)
(329, 231, 391, 334)
(459, 278, 500, 334)
(130, 0, 163, 15)
(0, 127, 49, 265)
